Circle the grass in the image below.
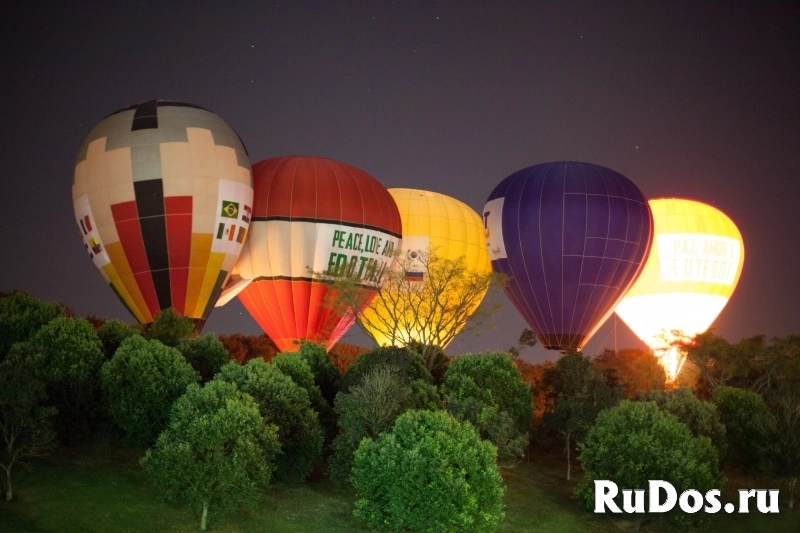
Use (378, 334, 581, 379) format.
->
(0, 446, 796, 532)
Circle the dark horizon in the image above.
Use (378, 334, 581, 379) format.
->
(2, 2, 798, 363)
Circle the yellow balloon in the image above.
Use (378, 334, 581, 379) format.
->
(614, 198, 745, 378)
(359, 188, 491, 348)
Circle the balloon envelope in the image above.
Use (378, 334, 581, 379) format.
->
(359, 188, 492, 348)
(614, 198, 744, 377)
(484, 162, 653, 351)
(72, 100, 253, 329)
(233, 156, 402, 352)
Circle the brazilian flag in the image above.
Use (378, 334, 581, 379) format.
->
(221, 201, 239, 218)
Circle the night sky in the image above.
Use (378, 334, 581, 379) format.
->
(2, 2, 798, 363)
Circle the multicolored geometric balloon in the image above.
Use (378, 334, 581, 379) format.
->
(72, 100, 253, 330)
(483, 161, 653, 351)
(228, 156, 402, 352)
(614, 198, 745, 379)
(359, 188, 491, 348)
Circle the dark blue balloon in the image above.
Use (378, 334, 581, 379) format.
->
(483, 162, 653, 351)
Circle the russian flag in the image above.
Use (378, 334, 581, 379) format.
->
(404, 271, 424, 282)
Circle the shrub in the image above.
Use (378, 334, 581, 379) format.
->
(443, 352, 531, 467)
(29, 317, 104, 438)
(340, 346, 432, 392)
(352, 409, 505, 532)
(295, 341, 341, 404)
(97, 319, 140, 359)
(713, 386, 771, 472)
(101, 336, 200, 444)
(330, 367, 436, 485)
(177, 334, 228, 383)
(144, 308, 195, 347)
(272, 352, 337, 449)
(213, 360, 323, 482)
(0, 292, 63, 361)
(141, 381, 280, 531)
(637, 388, 727, 459)
(576, 400, 723, 528)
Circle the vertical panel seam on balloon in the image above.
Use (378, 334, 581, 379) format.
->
(515, 166, 547, 344)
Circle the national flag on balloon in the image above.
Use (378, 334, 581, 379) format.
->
(221, 200, 239, 218)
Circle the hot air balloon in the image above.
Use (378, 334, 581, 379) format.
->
(483, 162, 653, 351)
(358, 188, 492, 348)
(227, 156, 402, 352)
(72, 100, 253, 330)
(614, 198, 744, 379)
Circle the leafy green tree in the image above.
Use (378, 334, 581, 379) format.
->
(339, 346, 432, 392)
(101, 336, 200, 445)
(0, 358, 57, 501)
(443, 352, 532, 468)
(542, 352, 622, 479)
(272, 352, 337, 450)
(26, 317, 104, 439)
(141, 381, 280, 531)
(352, 409, 505, 532)
(214, 360, 323, 482)
(576, 401, 723, 529)
(330, 367, 437, 485)
(177, 334, 228, 383)
(0, 292, 63, 361)
(713, 386, 771, 472)
(295, 341, 341, 404)
(407, 341, 451, 385)
(144, 308, 196, 347)
(763, 384, 800, 509)
(98, 319, 140, 359)
(637, 388, 727, 459)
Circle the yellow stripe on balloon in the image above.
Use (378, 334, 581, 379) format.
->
(104, 241, 152, 323)
(101, 262, 147, 324)
(185, 233, 213, 317)
(191, 251, 226, 318)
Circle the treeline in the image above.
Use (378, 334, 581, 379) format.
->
(1, 291, 797, 531)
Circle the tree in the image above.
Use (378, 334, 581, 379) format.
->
(272, 352, 337, 449)
(712, 386, 771, 473)
(576, 401, 723, 529)
(213, 360, 323, 482)
(0, 292, 63, 361)
(0, 359, 57, 501)
(141, 381, 280, 531)
(339, 346, 432, 392)
(352, 409, 505, 532)
(218, 333, 278, 365)
(330, 367, 437, 485)
(143, 308, 196, 347)
(26, 317, 104, 439)
(514, 359, 554, 425)
(541, 352, 622, 479)
(443, 352, 532, 468)
(295, 341, 341, 404)
(763, 384, 800, 509)
(101, 336, 200, 445)
(637, 388, 727, 459)
(508, 328, 538, 358)
(320, 250, 504, 371)
(593, 348, 666, 398)
(177, 334, 229, 383)
(98, 319, 140, 359)
(328, 342, 368, 373)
